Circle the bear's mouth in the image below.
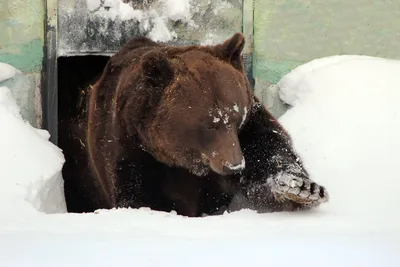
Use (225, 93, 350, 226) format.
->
(200, 152, 245, 176)
(190, 160, 211, 177)
(181, 153, 211, 177)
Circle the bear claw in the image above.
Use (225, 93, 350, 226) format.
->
(267, 172, 329, 206)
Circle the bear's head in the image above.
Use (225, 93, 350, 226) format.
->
(124, 33, 253, 176)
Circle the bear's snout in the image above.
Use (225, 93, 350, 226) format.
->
(201, 129, 246, 175)
(202, 147, 245, 175)
(222, 158, 246, 175)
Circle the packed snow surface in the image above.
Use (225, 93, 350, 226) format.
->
(1, 56, 400, 266)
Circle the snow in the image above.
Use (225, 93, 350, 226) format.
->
(161, 0, 192, 22)
(210, 106, 245, 125)
(148, 15, 177, 42)
(225, 157, 246, 171)
(240, 106, 248, 128)
(86, 0, 196, 42)
(278, 55, 400, 220)
(223, 113, 229, 124)
(0, 87, 66, 214)
(233, 103, 239, 112)
(1, 57, 400, 266)
(118, 1, 144, 21)
(213, 116, 220, 123)
(0, 62, 20, 83)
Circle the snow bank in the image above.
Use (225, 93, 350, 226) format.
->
(0, 62, 21, 83)
(278, 55, 400, 221)
(0, 86, 66, 214)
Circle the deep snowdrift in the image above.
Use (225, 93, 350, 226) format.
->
(1, 56, 400, 266)
(278, 55, 400, 222)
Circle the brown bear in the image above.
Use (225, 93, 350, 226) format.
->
(61, 33, 329, 217)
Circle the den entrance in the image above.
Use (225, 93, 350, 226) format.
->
(57, 55, 109, 212)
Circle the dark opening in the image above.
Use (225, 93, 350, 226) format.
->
(57, 55, 110, 212)
(58, 56, 110, 129)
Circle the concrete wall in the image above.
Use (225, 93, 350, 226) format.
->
(58, 0, 244, 56)
(0, 0, 44, 127)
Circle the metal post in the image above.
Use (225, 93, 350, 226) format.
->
(41, 0, 58, 145)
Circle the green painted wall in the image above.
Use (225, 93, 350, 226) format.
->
(0, 0, 44, 72)
(253, 0, 400, 83)
(0, 0, 45, 127)
(253, 0, 400, 116)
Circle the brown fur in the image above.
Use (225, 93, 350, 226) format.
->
(62, 33, 328, 216)
(85, 33, 252, 210)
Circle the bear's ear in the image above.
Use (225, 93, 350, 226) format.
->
(140, 51, 173, 88)
(214, 32, 246, 72)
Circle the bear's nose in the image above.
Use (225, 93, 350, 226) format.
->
(222, 158, 245, 175)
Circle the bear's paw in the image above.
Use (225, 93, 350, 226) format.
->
(267, 172, 329, 207)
